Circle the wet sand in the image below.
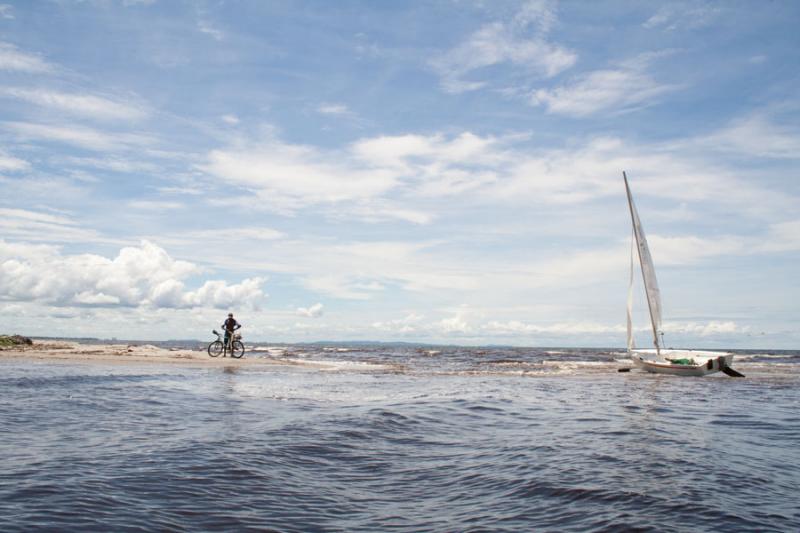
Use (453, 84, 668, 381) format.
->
(0, 340, 292, 367)
(0, 340, 400, 372)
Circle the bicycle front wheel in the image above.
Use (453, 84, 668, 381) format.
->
(230, 341, 245, 359)
(208, 341, 224, 357)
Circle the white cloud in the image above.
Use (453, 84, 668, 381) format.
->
(186, 228, 286, 242)
(201, 130, 512, 218)
(300, 273, 386, 301)
(317, 103, 349, 116)
(0, 4, 14, 19)
(662, 320, 749, 337)
(438, 313, 471, 334)
(62, 156, 159, 174)
(0, 240, 266, 309)
(372, 313, 424, 333)
(646, 235, 745, 265)
(643, 4, 721, 32)
(352, 131, 504, 170)
(370, 312, 629, 339)
(700, 112, 800, 159)
(759, 220, 800, 253)
(296, 302, 324, 318)
(201, 136, 399, 211)
(128, 200, 185, 210)
(0, 150, 29, 171)
(260, 238, 481, 302)
(3, 121, 153, 151)
(221, 114, 240, 125)
(177, 277, 265, 309)
(369, 313, 749, 343)
(430, 0, 576, 94)
(0, 207, 74, 226)
(206, 125, 795, 219)
(0, 207, 104, 243)
(0, 87, 149, 121)
(484, 320, 625, 336)
(0, 42, 54, 73)
(332, 200, 434, 225)
(198, 19, 224, 41)
(156, 186, 204, 196)
(531, 52, 682, 116)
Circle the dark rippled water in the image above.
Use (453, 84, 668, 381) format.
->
(1, 346, 799, 532)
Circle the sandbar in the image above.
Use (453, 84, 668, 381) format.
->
(0, 340, 294, 367)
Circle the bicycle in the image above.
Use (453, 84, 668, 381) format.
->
(208, 329, 245, 358)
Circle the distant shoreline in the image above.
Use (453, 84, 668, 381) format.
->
(17, 336, 799, 353)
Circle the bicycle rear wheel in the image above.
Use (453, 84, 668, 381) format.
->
(230, 340, 245, 358)
(208, 341, 224, 357)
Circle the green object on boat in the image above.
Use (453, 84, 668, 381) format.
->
(667, 358, 695, 366)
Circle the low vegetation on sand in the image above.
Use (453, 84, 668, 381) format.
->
(0, 335, 33, 348)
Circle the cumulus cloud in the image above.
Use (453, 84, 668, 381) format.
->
(484, 320, 625, 335)
(430, 0, 575, 94)
(371, 312, 628, 339)
(438, 313, 471, 334)
(162, 277, 266, 309)
(369, 313, 748, 342)
(371, 313, 424, 333)
(663, 321, 749, 337)
(296, 303, 324, 318)
(0, 240, 266, 309)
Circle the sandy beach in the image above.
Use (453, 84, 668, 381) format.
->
(0, 340, 288, 367)
(0, 340, 407, 373)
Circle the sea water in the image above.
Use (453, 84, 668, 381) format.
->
(1, 345, 798, 532)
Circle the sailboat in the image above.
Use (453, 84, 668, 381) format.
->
(623, 171, 744, 377)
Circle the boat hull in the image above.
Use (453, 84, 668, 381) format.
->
(630, 350, 734, 377)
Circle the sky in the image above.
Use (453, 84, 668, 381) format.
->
(1, 0, 798, 348)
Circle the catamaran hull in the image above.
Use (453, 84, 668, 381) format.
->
(631, 351, 735, 377)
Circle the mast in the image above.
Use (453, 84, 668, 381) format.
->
(623, 171, 661, 355)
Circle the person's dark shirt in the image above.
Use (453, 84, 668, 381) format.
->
(223, 318, 240, 332)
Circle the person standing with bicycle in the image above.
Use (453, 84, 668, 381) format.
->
(222, 313, 241, 355)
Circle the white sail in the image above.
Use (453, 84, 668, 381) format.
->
(626, 229, 637, 352)
(623, 172, 663, 352)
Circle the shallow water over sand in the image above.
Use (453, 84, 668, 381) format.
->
(1, 346, 798, 531)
